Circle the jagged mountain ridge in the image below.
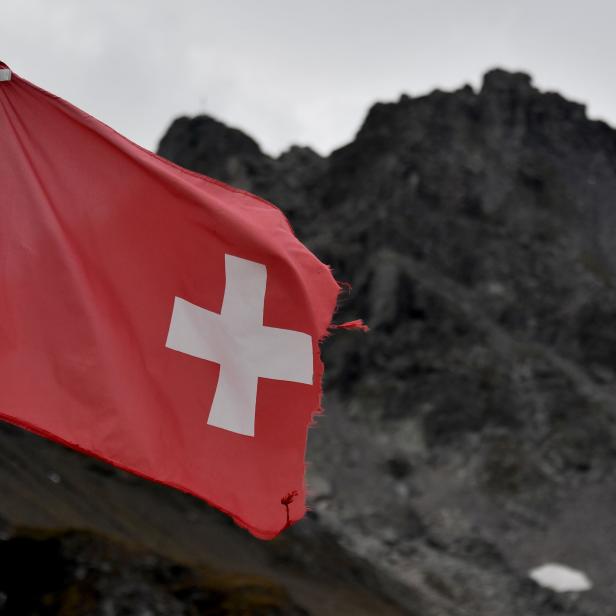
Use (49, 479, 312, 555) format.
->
(157, 69, 616, 615)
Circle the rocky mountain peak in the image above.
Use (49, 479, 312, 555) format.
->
(158, 114, 266, 187)
(481, 67, 534, 95)
(154, 69, 616, 615)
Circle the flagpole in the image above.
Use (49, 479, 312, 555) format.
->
(0, 63, 12, 81)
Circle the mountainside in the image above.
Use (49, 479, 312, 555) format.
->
(2, 69, 616, 615)
(157, 69, 616, 615)
(0, 420, 400, 616)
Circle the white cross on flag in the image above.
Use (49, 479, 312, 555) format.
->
(0, 62, 340, 538)
(166, 254, 314, 437)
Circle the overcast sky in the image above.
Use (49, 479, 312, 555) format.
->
(2, 1, 615, 156)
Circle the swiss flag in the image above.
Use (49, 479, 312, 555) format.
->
(0, 62, 339, 538)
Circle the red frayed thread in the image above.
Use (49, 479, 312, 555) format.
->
(281, 490, 299, 529)
(338, 281, 353, 294)
(331, 319, 370, 332)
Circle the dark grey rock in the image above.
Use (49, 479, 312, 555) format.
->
(0, 528, 307, 616)
(156, 69, 616, 615)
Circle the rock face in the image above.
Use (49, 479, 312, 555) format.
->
(0, 528, 306, 616)
(157, 70, 616, 615)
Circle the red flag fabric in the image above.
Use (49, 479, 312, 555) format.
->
(0, 62, 339, 538)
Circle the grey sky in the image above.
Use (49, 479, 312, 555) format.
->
(2, 1, 615, 156)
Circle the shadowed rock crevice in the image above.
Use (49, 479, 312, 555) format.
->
(0, 528, 307, 616)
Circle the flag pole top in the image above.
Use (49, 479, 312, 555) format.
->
(0, 62, 12, 82)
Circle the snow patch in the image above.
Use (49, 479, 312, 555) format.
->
(529, 563, 592, 593)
